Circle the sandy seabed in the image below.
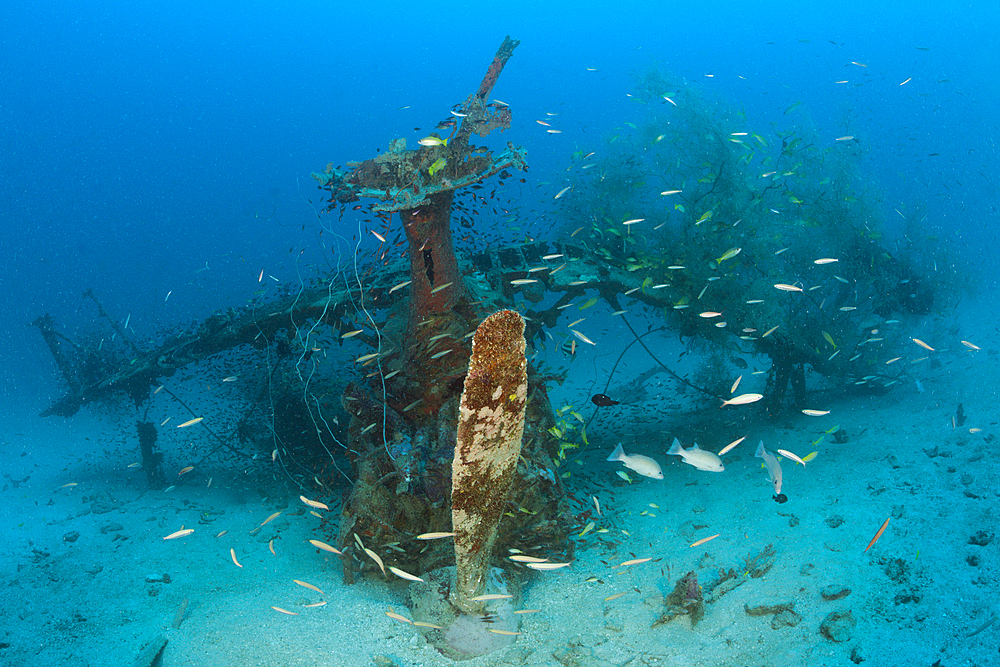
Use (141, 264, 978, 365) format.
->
(2, 299, 998, 667)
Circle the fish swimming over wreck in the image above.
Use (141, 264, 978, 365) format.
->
(606, 443, 664, 480)
(591, 393, 620, 407)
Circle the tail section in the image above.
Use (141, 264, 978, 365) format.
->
(667, 438, 683, 456)
(606, 443, 626, 462)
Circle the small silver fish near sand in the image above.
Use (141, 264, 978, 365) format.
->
(606, 444, 663, 480)
(667, 438, 724, 472)
(756, 441, 786, 503)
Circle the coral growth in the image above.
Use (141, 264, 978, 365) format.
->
(654, 570, 705, 627)
(451, 310, 528, 613)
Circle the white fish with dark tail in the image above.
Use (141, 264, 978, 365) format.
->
(755, 441, 785, 502)
(606, 444, 663, 480)
(667, 438, 724, 472)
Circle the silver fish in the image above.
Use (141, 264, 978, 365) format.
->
(755, 441, 783, 495)
(667, 438, 724, 472)
(606, 444, 663, 480)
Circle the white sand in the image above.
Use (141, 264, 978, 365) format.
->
(2, 298, 997, 667)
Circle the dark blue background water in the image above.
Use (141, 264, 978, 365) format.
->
(3, 1, 997, 418)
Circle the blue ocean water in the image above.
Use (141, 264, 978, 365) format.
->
(2, 2, 999, 665)
(3, 1, 998, 412)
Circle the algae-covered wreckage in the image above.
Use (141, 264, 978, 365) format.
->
(34, 35, 958, 660)
(34, 36, 574, 659)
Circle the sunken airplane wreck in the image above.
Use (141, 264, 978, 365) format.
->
(32, 34, 959, 661)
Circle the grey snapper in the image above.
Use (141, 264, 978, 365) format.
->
(755, 441, 786, 502)
(606, 443, 664, 480)
(667, 438, 725, 472)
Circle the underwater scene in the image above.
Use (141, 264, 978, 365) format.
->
(2, 2, 999, 666)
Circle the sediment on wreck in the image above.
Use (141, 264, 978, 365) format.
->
(321, 36, 572, 583)
(450, 310, 528, 613)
